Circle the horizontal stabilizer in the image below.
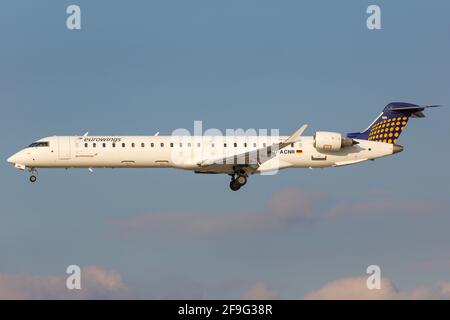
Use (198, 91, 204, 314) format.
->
(388, 104, 441, 118)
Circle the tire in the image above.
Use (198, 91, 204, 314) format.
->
(229, 180, 240, 191)
(29, 175, 37, 183)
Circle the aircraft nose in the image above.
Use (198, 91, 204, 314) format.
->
(7, 153, 19, 164)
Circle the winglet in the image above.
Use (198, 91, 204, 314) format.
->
(284, 124, 308, 144)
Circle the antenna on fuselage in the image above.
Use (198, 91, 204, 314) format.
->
(154, 132, 159, 136)
(83, 132, 89, 136)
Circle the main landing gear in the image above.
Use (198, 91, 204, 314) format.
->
(229, 173, 248, 191)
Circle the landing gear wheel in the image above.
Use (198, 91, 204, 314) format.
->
(236, 175, 247, 186)
(229, 180, 241, 191)
(29, 175, 37, 183)
(229, 173, 248, 191)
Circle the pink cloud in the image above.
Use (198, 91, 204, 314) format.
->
(0, 266, 133, 300)
(304, 276, 450, 300)
(242, 282, 279, 300)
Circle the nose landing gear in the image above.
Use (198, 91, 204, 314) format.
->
(229, 173, 248, 191)
(28, 168, 38, 183)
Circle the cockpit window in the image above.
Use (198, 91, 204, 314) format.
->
(28, 142, 49, 148)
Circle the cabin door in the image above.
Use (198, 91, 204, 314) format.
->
(58, 137, 71, 160)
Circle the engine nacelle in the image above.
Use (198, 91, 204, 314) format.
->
(314, 131, 356, 152)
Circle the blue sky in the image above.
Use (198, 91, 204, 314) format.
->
(0, 0, 450, 299)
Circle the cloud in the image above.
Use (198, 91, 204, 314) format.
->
(110, 187, 449, 238)
(242, 282, 279, 300)
(438, 282, 450, 296)
(112, 188, 323, 237)
(304, 276, 450, 300)
(0, 266, 133, 299)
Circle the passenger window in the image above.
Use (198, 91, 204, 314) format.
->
(93, 143, 96, 148)
(244, 143, 247, 147)
(112, 143, 116, 148)
(179, 143, 183, 147)
(170, 143, 174, 147)
(131, 143, 135, 148)
(122, 143, 125, 148)
(234, 143, 237, 147)
(197, 142, 201, 147)
(103, 143, 106, 148)
(253, 143, 257, 148)
(151, 143, 154, 147)
(263, 143, 266, 147)
(160, 143, 164, 147)
(211, 143, 215, 148)
(141, 143, 145, 147)
(85, 143, 88, 148)
(187, 142, 191, 147)
(291, 143, 294, 147)
(224, 143, 227, 147)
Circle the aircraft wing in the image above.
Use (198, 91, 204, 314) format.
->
(196, 124, 308, 173)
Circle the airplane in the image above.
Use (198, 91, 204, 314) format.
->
(7, 102, 439, 191)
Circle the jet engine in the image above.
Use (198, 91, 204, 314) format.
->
(314, 131, 357, 152)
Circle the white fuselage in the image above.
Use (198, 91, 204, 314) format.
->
(7, 135, 397, 174)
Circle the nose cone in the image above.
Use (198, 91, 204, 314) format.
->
(7, 154, 17, 164)
(393, 144, 404, 154)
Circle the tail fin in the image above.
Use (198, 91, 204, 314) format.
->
(347, 102, 440, 144)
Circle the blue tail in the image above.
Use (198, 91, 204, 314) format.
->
(347, 102, 439, 144)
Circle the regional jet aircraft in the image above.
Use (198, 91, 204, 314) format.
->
(7, 103, 438, 191)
